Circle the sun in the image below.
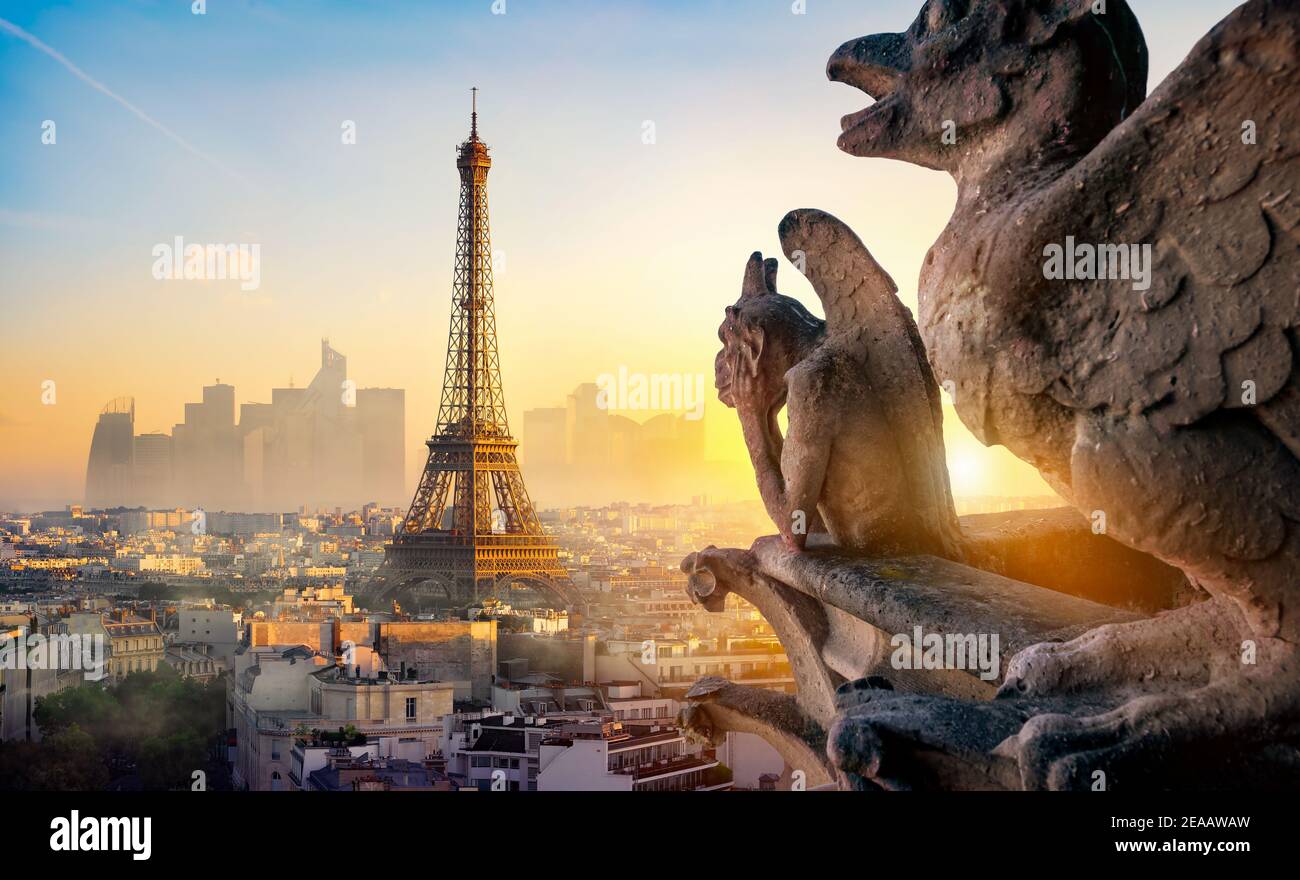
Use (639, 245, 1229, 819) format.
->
(945, 450, 984, 497)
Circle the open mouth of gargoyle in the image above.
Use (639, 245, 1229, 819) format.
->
(834, 87, 903, 155)
(827, 32, 910, 149)
(839, 88, 899, 135)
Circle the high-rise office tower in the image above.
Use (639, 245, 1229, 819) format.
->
(357, 387, 405, 506)
(85, 398, 135, 508)
(565, 382, 610, 468)
(522, 407, 566, 469)
(132, 432, 172, 508)
(172, 382, 240, 509)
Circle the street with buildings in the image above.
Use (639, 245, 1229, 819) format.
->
(0, 496, 809, 791)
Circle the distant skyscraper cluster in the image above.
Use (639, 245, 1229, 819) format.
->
(84, 340, 405, 511)
(522, 382, 719, 507)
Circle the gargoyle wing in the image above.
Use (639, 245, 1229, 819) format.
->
(778, 208, 963, 557)
(1045, 0, 1299, 453)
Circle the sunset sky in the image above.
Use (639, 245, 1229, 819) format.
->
(0, 0, 1243, 511)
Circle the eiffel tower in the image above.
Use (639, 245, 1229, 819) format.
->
(371, 91, 579, 609)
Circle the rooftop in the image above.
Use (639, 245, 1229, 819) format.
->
(307, 756, 456, 792)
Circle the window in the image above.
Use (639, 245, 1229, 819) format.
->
(405, 697, 417, 720)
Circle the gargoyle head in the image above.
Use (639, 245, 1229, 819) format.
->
(829, 0, 1147, 174)
(715, 253, 825, 410)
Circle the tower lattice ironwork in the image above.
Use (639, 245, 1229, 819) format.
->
(374, 91, 578, 608)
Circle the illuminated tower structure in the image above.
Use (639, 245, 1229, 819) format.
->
(375, 91, 578, 608)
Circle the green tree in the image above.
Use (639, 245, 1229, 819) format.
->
(0, 725, 109, 791)
(29, 666, 227, 790)
(139, 730, 206, 789)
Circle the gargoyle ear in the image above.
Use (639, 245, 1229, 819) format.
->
(1025, 0, 1139, 47)
(740, 252, 767, 300)
(1023, 0, 1092, 46)
(762, 258, 779, 295)
(1023, 0, 1146, 117)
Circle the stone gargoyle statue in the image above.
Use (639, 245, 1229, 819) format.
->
(815, 0, 1299, 787)
(683, 207, 968, 786)
(681, 0, 1300, 791)
(713, 208, 963, 560)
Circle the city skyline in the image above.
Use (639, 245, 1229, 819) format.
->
(0, 1, 1241, 511)
(2, 0, 1287, 815)
(65, 343, 755, 515)
(82, 339, 405, 512)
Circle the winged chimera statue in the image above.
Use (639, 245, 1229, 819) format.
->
(713, 209, 963, 561)
(820, 0, 1299, 787)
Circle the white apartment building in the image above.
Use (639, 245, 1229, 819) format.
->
(601, 638, 794, 695)
(227, 642, 455, 791)
(603, 682, 678, 724)
(178, 606, 242, 668)
(443, 713, 573, 792)
(538, 720, 730, 792)
(271, 584, 353, 618)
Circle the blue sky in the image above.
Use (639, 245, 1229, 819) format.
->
(0, 0, 1246, 509)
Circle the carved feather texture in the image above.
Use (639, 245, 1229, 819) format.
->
(904, 0, 1300, 617)
(1042, 0, 1300, 446)
(778, 208, 964, 558)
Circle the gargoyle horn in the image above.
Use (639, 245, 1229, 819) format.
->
(739, 252, 778, 300)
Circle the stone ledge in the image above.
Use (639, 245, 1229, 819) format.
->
(958, 507, 1193, 613)
(680, 535, 1149, 790)
(750, 536, 1140, 686)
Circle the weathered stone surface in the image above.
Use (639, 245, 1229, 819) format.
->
(813, 0, 1300, 788)
(681, 533, 1139, 787)
(714, 209, 962, 560)
(689, 0, 1300, 791)
(679, 677, 838, 790)
(682, 545, 842, 729)
(751, 535, 1139, 684)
